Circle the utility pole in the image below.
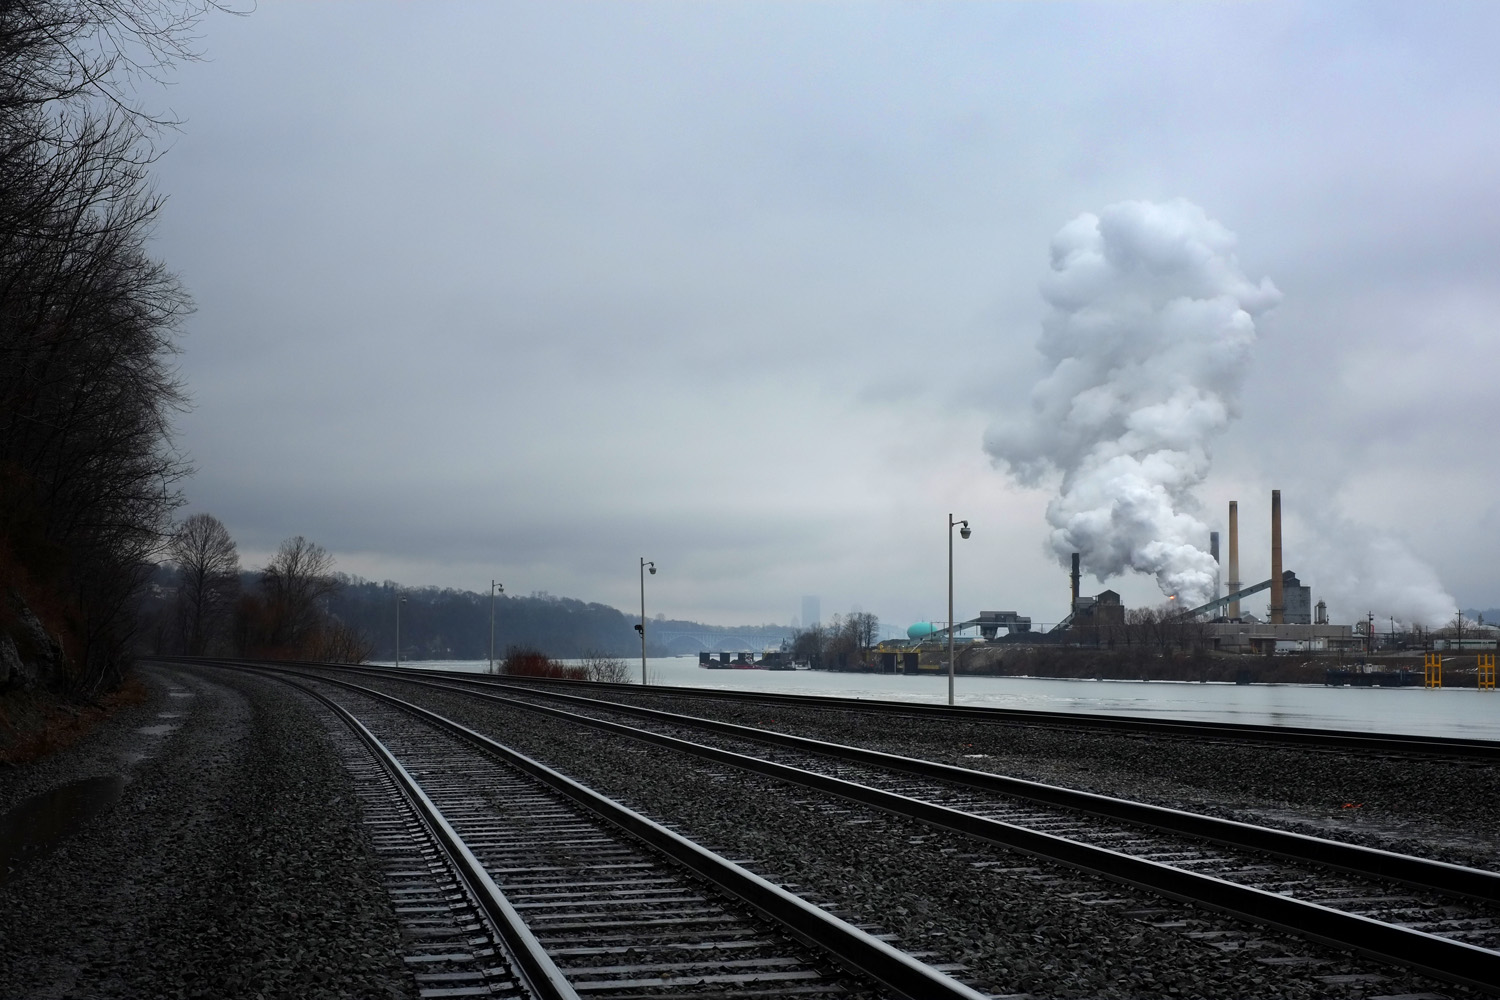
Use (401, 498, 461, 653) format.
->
(639, 558, 655, 685)
(489, 580, 503, 673)
(396, 593, 406, 667)
(947, 513, 971, 707)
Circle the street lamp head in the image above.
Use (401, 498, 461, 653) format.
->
(648, 563, 656, 575)
(959, 521, 971, 540)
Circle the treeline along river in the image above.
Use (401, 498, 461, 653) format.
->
(293, 576, 790, 660)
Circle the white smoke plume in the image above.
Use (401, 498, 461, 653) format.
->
(985, 199, 1280, 606)
(1296, 513, 1457, 628)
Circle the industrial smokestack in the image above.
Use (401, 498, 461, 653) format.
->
(982, 202, 1279, 606)
(1070, 552, 1081, 609)
(1227, 502, 1240, 618)
(1210, 531, 1220, 600)
(1270, 489, 1284, 625)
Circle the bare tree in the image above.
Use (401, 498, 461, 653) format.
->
(580, 650, 630, 683)
(167, 512, 238, 654)
(0, 2, 229, 692)
(790, 624, 827, 668)
(846, 612, 879, 661)
(260, 536, 337, 652)
(1125, 604, 1176, 651)
(309, 618, 373, 664)
(822, 611, 879, 670)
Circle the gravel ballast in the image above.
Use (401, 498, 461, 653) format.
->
(353, 672, 1480, 999)
(496, 679, 1500, 871)
(0, 663, 415, 1000)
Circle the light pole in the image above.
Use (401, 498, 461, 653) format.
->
(489, 580, 504, 673)
(948, 513, 971, 706)
(638, 558, 656, 685)
(395, 593, 407, 668)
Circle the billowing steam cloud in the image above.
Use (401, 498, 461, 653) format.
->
(1297, 513, 1457, 628)
(985, 199, 1280, 605)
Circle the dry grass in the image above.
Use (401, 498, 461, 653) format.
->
(501, 646, 586, 680)
(0, 675, 149, 768)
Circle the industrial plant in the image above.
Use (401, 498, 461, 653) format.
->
(879, 490, 1491, 676)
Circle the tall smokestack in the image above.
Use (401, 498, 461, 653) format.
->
(1227, 501, 1240, 618)
(1210, 531, 1220, 600)
(1270, 489, 1284, 624)
(1070, 552, 1081, 609)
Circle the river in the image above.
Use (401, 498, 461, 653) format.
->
(374, 656, 1500, 741)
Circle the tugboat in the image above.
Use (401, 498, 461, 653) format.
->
(759, 648, 796, 670)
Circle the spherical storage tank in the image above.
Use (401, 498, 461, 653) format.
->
(906, 622, 939, 640)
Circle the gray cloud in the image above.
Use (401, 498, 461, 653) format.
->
(151, 2, 1500, 628)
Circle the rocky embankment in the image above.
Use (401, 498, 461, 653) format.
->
(0, 664, 414, 1000)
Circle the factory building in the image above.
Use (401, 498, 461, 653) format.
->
(1282, 571, 1312, 625)
(1050, 489, 1354, 651)
(1063, 552, 1125, 629)
(1068, 590, 1124, 629)
(898, 487, 1369, 658)
(1202, 621, 1356, 654)
(1191, 491, 1348, 647)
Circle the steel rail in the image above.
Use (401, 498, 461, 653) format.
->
(253, 665, 991, 1000)
(270, 675, 582, 1000)
(318, 667, 1500, 995)
(154, 658, 1500, 759)
(400, 672, 1500, 906)
(434, 668, 1500, 760)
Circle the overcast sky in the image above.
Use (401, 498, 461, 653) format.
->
(148, 2, 1500, 629)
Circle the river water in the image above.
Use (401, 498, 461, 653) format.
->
(376, 656, 1500, 741)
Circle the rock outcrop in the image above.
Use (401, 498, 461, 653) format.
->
(1, 590, 67, 690)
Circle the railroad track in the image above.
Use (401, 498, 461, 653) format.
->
(289, 663, 1500, 995)
(414, 668, 1500, 761)
(257, 667, 991, 1000)
(319, 705, 542, 998)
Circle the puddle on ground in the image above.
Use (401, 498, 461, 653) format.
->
(0, 775, 126, 885)
(167, 689, 193, 699)
(156, 712, 183, 719)
(135, 724, 179, 737)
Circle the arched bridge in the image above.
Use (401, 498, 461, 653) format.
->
(650, 630, 792, 654)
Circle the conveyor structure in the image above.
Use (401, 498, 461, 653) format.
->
(1176, 579, 1272, 621)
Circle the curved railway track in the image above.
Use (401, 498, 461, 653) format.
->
(313, 683, 566, 999)
(257, 666, 990, 1000)
(260, 660, 1500, 995)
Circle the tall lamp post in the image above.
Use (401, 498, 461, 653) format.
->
(395, 593, 407, 668)
(948, 513, 971, 706)
(637, 558, 656, 685)
(489, 580, 504, 673)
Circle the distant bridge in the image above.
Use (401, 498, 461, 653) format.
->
(650, 630, 792, 654)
